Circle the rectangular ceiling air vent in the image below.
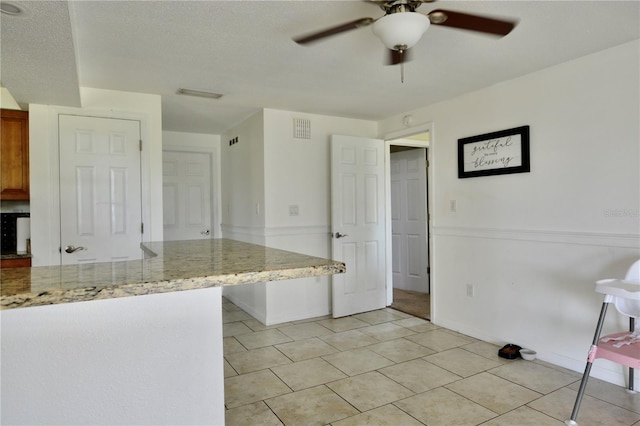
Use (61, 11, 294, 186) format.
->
(293, 118, 311, 139)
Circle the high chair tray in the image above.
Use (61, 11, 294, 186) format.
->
(595, 278, 640, 298)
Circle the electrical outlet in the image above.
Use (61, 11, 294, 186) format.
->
(289, 205, 299, 216)
(450, 199, 457, 213)
(466, 284, 474, 298)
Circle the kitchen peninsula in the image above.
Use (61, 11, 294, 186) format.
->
(1, 239, 345, 425)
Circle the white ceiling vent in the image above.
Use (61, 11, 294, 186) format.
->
(293, 118, 311, 139)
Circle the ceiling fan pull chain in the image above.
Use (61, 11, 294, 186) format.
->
(400, 62, 405, 83)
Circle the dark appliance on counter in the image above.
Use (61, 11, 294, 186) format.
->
(1, 212, 30, 254)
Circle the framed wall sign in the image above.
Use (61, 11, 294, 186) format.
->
(458, 125, 530, 178)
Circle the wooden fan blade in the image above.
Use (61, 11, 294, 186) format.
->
(428, 9, 517, 36)
(387, 48, 412, 65)
(294, 17, 375, 44)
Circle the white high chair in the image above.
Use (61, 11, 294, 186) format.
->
(565, 259, 640, 425)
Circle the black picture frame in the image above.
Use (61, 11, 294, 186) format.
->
(458, 125, 530, 179)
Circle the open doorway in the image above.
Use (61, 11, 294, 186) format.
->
(387, 132, 430, 320)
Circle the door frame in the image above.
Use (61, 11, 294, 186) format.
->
(47, 107, 151, 265)
(162, 145, 221, 239)
(383, 122, 435, 320)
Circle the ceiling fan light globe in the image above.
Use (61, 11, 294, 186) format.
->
(372, 12, 430, 50)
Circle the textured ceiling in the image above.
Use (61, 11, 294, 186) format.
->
(1, 1, 639, 135)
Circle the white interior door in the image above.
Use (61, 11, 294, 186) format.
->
(162, 151, 212, 241)
(391, 149, 429, 293)
(59, 115, 142, 264)
(331, 135, 386, 318)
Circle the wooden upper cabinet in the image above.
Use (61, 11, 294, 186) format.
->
(1, 109, 29, 200)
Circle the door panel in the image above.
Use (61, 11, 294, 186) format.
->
(162, 151, 212, 241)
(331, 135, 386, 318)
(390, 149, 429, 293)
(59, 115, 142, 264)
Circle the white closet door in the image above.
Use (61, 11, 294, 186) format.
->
(59, 115, 142, 264)
(163, 151, 212, 241)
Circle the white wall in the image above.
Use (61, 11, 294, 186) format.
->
(1, 287, 225, 425)
(163, 130, 222, 238)
(221, 109, 378, 324)
(29, 88, 163, 266)
(262, 109, 377, 323)
(379, 40, 640, 385)
(219, 111, 267, 319)
(220, 111, 266, 240)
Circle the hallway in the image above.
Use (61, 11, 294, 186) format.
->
(390, 288, 430, 320)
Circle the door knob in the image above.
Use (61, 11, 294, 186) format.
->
(334, 232, 349, 239)
(64, 245, 86, 253)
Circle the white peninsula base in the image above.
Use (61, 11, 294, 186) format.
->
(1, 287, 224, 425)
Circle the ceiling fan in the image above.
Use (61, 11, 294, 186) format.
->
(294, 0, 517, 78)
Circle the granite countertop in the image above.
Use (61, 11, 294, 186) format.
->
(0, 239, 345, 310)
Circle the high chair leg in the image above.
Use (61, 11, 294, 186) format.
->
(565, 301, 610, 425)
(565, 362, 594, 425)
(628, 318, 636, 393)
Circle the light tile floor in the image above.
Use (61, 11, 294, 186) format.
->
(222, 298, 640, 425)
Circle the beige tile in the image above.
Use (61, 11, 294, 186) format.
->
(490, 359, 577, 394)
(359, 322, 416, 341)
(406, 329, 474, 352)
(332, 404, 423, 426)
(225, 369, 291, 409)
(446, 372, 542, 414)
(221, 299, 639, 426)
(441, 328, 479, 343)
(290, 314, 332, 324)
(320, 329, 379, 351)
(222, 304, 244, 313)
(317, 316, 369, 332)
(224, 359, 237, 378)
(327, 371, 414, 412)
(223, 321, 253, 337)
(424, 347, 502, 377)
(277, 322, 333, 340)
(379, 358, 461, 393)
(225, 401, 283, 426)
(266, 385, 358, 425)
(323, 347, 395, 376)
(393, 317, 439, 333)
(271, 358, 347, 391)
(275, 337, 337, 362)
(223, 337, 247, 356)
(385, 308, 414, 319)
(235, 329, 293, 349)
(354, 309, 408, 325)
(535, 359, 582, 378)
(530, 386, 640, 425)
(223, 310, 252, 323)
(482, 405, 564, 425)
(395, 387, 498, 425)
(368, 338, 435, 363)
(225, 346, 291, 374)
(568, 376, 640, 414)
(243, 318, 292, 332)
